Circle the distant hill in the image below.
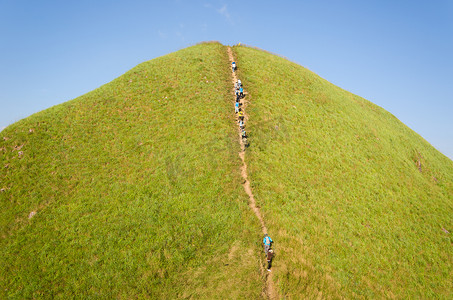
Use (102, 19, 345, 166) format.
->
(1, 42, 451, 298)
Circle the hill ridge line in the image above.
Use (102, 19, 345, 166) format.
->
(227, 47, 277, 300)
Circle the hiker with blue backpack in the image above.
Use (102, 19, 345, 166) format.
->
(232, 61, 236, 72)
(263, 233, 273, 254)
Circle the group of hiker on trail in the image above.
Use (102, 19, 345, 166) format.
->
(231, 60, 274, 272)
(232, 61, 247, 142)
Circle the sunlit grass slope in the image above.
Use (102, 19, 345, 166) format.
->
(233, 45, 452, 298)
(0, 43, 263, 299)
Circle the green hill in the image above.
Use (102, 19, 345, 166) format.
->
(1, 42, 452, 298)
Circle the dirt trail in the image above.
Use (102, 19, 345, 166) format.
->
(227, 47, 278, 300)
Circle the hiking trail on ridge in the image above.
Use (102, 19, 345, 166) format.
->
(227, 46, 278, 300)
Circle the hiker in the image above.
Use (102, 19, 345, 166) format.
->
(241, 129, 247, 139)
(239, 87, 244, 98)
(232, 61, 236, 72)
(238, 109, 244, 121)
(267, 249, 274, 271)
(235, 101, 239, 113)
(239, 119, 244, 129)
(237, 79, 242, 87)
(263, 233, 273, 254)
(235, 88, 240, 97)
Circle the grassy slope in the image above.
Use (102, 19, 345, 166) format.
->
(233, 46, 453, 298)
(0, 43, 263, 299)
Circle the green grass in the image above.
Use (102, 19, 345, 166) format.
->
(2, 42, 452, 299)
(233, 45, 453, 298)
(0, 43, 263, 299)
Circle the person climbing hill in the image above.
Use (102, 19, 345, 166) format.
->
(267, 249, 274, 271)
(235, 101, 239, 113)
(232, 61, 236, 72)
(263, 233, 273, 254)
(238, 109, 244, 121)
(241, 129, 247, 139)
(237, 79, 242, 87)
(239, 87, 244, 98)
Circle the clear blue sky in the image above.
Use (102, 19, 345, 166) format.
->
(1, 0, 452, 159)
